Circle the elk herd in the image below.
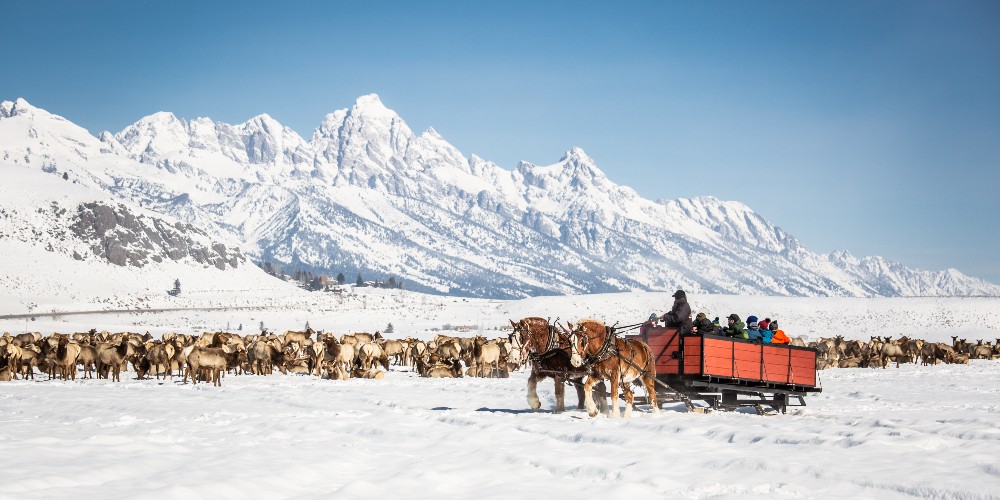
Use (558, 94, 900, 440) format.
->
(810, 335, 999, 370)
(0, 328, 527, 385)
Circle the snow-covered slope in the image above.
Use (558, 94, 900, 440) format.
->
(0, 164, 298, 312)
(2, 96, 997, 299)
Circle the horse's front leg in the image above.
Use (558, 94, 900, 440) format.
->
(554, 375, 567, 413)
(582, 376, 600, 417)
(527, 370, 541, 410)
(608, 371, 621, 418)
(573, 377, 587, 410)
(595, 380, 609, 414)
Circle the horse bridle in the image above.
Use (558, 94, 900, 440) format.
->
(517, 319, 561, 362)
(569, 323, 618, 366)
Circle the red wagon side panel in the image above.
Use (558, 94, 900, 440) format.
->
(762, 345, 790, 384)
(702, 337, 734, 378)
(638, 327, 682, 374)
(733, 343, 762, 381)
(683, 336, 703, 374)
(788, 349, 817, 386)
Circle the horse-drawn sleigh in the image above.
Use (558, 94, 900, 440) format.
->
(511, 317, 822, 416)
(629, 325, 822, 414)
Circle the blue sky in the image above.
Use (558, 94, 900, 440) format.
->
(3, 1, 999, 284)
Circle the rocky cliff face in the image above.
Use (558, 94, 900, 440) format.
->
(70, 202, 245, 270)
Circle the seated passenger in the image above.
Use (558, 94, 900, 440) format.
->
(659, 289, 693, 334)
(759, 317, 771, 331)
(761, 324, 774, 343)
(770, 321, 790, 344)
(693, 312, 715, 335)
(723, 314, 748, 339)
(746, 315, 764, 342)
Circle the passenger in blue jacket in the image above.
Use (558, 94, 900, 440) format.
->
(746, 315, 766, 342)
(760, 325, 774, 343)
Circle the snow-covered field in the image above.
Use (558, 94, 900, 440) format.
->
(1, 357, 998, 499)
(2, 291, 999, 498)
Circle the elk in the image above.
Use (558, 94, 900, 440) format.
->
(184, 345, 234, 386)
(53, 338, 82, 380)
(880, 337, 906, 369)
(96, 338, 133, 382)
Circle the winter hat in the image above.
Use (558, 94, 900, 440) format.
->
(713, 316, 720, 325)
(696, 312, 707, 320)
(672, 289, 686, 298)
(769, 321, 778, 331)
(727, 313, 740, 322)
(746, 315, 758, 324)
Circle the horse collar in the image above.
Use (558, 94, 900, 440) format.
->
(586, 327, 618, 364)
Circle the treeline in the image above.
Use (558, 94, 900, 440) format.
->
(256, 262, 404, 291)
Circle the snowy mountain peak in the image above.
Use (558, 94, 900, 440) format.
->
(516, 148, 610, 192)
(115, 111, 189, 156)
(353, 93, 392, 116)
(558, 147, 607, 183)
(561, 146, 594, 164)
(243, 113, 279, 130)
(0, 98, 37, 118)
(422, 127, 443, 139)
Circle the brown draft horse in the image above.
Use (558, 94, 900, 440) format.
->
(510, 317, 606, 414)
(568, 318, 659, 418)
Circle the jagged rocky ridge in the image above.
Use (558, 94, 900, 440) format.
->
(70, 202, 245, 270)
(1, 96, 998, 298)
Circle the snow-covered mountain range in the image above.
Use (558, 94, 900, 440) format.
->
(2, 95, 997, 299)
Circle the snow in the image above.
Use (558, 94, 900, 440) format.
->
(1, 333, 998, 498)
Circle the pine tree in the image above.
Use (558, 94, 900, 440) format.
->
(168, 279, 181, 296)
(385, 323, 394, 334)
(356, 274, 364, 286)
(388, 277, 397, 288)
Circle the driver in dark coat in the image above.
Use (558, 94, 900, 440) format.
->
(660, 289, 693, 334)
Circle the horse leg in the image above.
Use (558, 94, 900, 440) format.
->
(595, 380, 609, 414)
(574, 377, 587, 410)
(608, 372, 621, 418)
(622, 380, 634, 418)
(526, 371, 542, 410)
(554, 375, 567, 413)
(644, 375, 660, 413)
(582, 376, 599, 417)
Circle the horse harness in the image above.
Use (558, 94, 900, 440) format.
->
(526, 321, 563, 362)
(581, 325, 619, 366)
